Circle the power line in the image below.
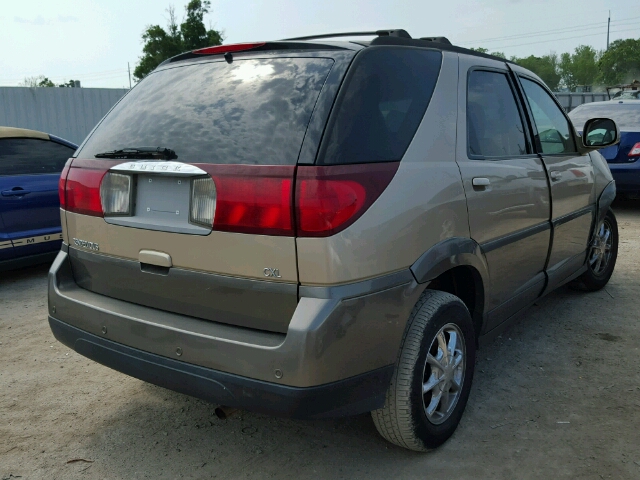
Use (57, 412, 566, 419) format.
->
(460, 16, 640, 45)
(486, 27, 640, 51)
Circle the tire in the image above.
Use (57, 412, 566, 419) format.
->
(570, 208, 618, 292)
(371, 290, 476, 452)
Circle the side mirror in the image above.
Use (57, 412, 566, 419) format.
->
(582, 118, 620, 148)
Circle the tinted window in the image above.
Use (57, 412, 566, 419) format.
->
(0, 138, 74, 176)
(318, 48, 442, 165)
(467, 70, 527, 157)
(569, 103, 640, 131)
(76, 58, 334, 165)
(520, 78, 576, 154)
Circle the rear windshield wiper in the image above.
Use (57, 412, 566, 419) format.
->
(95, 147, 178, 160)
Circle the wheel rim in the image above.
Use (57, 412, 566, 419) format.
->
(588, 219, 613, 276)
(422, 323, 466, 425)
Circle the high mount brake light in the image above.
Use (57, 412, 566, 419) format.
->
(192, 42, 266, 55)
(629, 142, 640, 158)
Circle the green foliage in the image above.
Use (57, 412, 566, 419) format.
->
(19, 75, 55, 87)
(18, 76, 80, 88)
(469, 47, 506, 59)
(512, 54, 561, 91)
(558, 45, 600, 91)
(597, 38, 640, 86)
(134, 1, 223, 81)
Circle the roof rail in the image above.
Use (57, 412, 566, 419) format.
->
(419, 36, 452, 45)
(281, 29, 412, 41)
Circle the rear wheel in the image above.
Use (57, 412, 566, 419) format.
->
(371, 290, 476, 451)
(571, 209, 618, 292)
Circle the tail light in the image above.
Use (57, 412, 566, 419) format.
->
(58, 159, 73, 208)
(61, 160, 399, 238)
(64, 165, 108, 217)
(295, 162, 399, 237)
(629, 142, 640, 159)
(198, 165, 294, 236)
(100, 173, 132, 215)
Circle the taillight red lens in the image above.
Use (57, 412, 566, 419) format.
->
(629, 142, 640, 158)
(65, 163, 109, 217)
(192, 42, 266, 55)
(197, 165, 295, 236)
(58, 159, 72, 208)
(295, 162, 399, 237)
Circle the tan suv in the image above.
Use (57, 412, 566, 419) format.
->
(48, 30, 620, 451)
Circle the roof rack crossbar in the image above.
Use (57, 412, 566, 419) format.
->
(281, 29, 411, 41)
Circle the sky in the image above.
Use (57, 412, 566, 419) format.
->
(1, 0, 639, 89)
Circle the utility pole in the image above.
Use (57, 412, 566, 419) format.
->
(607, 10, 610, 50)
(127, 62, 132, 89)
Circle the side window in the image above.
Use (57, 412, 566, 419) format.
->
(0, 138, 74, 176)
(520, 78, 577, 154)
(467, 70, 528, 158)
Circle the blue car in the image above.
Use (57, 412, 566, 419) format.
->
(0, 127, 77, 270)
(569, 100, 640, 198)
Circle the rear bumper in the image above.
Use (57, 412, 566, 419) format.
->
(48, 248, 425, 418)
(49, 316, 393, 419)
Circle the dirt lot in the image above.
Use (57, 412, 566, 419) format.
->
(2, 201, 640, 480)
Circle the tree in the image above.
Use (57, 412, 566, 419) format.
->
(558, 45, 600, 91)
(19, 75, 55, 87)
(513, 54, 561, 91)
(597, 38, 640, 86)
(134, 1, 223, 81)
(469, 47, 506, 59)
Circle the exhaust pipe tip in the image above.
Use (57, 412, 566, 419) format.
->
(215, 406, 239, 420)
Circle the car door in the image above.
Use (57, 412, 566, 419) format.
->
(0, 137, 74, 260)
(516, 75, 595, 290)
(455, 57, 551, 332)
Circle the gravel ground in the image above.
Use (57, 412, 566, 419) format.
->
(1, 201, 640, 479)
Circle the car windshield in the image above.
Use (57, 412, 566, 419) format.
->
(76, 57, 335, 165)
(568, 103, 640, 131)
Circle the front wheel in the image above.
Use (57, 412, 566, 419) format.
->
(571, 208, 619, 291)
(371, 290, 476, 452)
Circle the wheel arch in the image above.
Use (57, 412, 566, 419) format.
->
(410, 237, 488, 338)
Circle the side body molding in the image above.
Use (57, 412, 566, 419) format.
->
(410, 237, 490, 287)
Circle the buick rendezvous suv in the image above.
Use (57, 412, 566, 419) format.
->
(48, 30, 620, 451)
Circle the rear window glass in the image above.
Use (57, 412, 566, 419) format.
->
(76, 58, 334, 165)
(568, 103, 640, 131)
(318, 47, 442, 165)
(0, 138, 74, 176)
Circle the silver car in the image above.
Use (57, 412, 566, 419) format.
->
(48, 30, 620, 451)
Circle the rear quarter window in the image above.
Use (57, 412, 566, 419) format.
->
(318, 47, 442, 165)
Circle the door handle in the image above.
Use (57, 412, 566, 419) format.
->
(472, 177, 490, 187)
(550, 171, 562, 181)
(1, 188, 32, 197)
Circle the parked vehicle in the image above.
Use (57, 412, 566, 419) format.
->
(569, 100, 640, 198)
(47, 30, 620, 451)
(0, 127, 77, 271)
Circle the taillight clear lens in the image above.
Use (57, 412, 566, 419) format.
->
(100, 173, 132, 216)
(629, 142, 640, 158)
(190, 176, 216, 227)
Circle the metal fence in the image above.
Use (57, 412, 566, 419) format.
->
(553, 92, 609, 112)
(0, 87, 128, 145)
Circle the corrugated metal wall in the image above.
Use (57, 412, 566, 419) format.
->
(0, 87, 128, 145)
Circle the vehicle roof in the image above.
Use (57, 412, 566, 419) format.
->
(574, 100, 640, 108)
(162, 30, 514, 67)
(0, 126, 50, 140)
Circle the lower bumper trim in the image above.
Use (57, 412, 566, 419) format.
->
(49, 316, 393, 419)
